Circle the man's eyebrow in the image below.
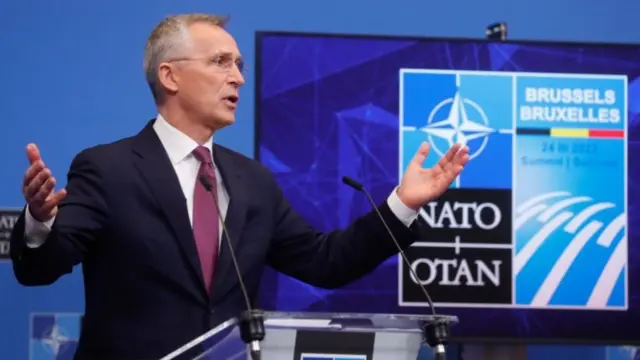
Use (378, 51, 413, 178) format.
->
(212, 51, 243, 60)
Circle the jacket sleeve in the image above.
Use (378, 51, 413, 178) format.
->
(10, 149, 109, 286)
(266, 177, 425, 289)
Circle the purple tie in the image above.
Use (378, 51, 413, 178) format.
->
(192, 146, 219, 293)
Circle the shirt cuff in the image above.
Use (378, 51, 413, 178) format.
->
(386, 187, 419, 227)
(24, 205, 55, 248)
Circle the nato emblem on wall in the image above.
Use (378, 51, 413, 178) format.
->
(30, 313, 82, 360)
(398, 69, 628, 310)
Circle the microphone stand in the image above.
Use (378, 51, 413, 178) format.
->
(199, 174, 266, 360)
(239, 310, 266, 360)
(422, 318, 451, 360)
(342, 176, 452, 360)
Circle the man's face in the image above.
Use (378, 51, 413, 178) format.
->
(166, 23, 245, 130)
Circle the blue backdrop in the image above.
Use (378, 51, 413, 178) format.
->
(1, 0, 639, 359)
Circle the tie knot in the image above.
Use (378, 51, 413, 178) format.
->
(192, 146, 212, 166)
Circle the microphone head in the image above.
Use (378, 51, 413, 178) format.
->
(341, 176, 364, 191)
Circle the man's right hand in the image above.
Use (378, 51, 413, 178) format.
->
(23, 144, 67, 222)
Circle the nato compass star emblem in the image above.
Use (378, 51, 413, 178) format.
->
(421, 90, 496, 160)
(41, 324, 69, 356)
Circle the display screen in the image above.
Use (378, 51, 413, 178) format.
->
(255, 31, 640, 343)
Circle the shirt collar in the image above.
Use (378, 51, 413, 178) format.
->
(152, 114, 213, 164)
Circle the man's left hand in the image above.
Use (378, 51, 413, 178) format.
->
(397, 141, 470, 211)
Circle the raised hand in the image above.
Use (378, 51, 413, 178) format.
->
(22, 144, 67, 222)
(397, 141, 469, 210)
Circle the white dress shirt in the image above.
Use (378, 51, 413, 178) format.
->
(23, 115, 419, 247)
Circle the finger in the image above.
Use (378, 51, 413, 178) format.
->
(451, 144, 468, 160)
(455, 144, 469, 157)
(433, 143, 462, 174)
(445, 142, 463, 162)
(24, 167, 51, 197)
(453, 145, 470, 167)
(455, 151, 470, 167)
(449, 155, 469, 179)
(26, 143, 42, 165)
(448, 145, 468, 170)
(39, 188, 67, 214)
(24, 168, 52, 201)
(23, 161, 45, 187)
(447, 143, 469, 167)
(31, 176, 56, 204)
(410, 142, 431, 167)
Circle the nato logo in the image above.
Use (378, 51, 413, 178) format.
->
(399, 69, 514, 191)
(398, 69, 516, 308)
(30, 313, 82, 360)
(301, 354, 366, 360)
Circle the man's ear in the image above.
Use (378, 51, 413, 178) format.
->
(157, 62, 180, 94)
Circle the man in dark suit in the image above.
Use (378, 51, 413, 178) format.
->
(11, 13, 469, 360)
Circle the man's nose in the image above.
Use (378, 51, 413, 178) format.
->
(229, 65, 245, 87)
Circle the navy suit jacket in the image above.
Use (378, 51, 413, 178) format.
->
(10, 120, 424, 360)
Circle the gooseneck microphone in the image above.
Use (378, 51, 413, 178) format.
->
(341, 176, 451, 360)
(199, 174, 265, 360)
(342, 176, 437, 315)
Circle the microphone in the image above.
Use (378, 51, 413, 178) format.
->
(341, 176, 451, 360)
(199, 174, 265, 360)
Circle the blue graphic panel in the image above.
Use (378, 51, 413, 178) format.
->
(400, 70, 513, 190)
(513, 74, 627, 309)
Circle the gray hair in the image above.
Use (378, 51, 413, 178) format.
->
(143, 13, 229, 102)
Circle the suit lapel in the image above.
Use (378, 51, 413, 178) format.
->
(210, 145, 248, 302)
(131, 121, 208, 300)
